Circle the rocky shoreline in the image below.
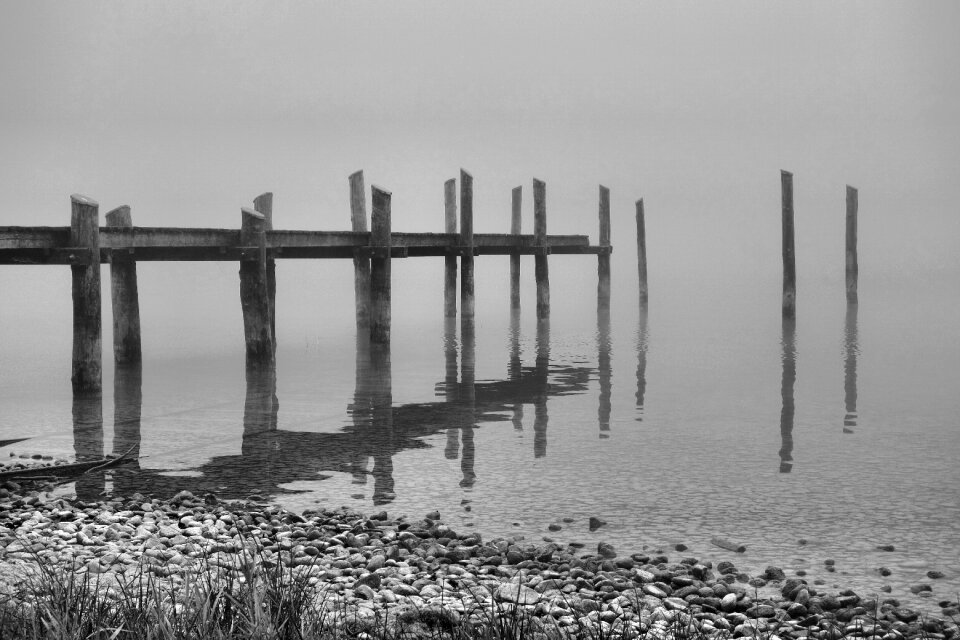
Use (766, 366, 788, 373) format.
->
(1, 477, 958, 639)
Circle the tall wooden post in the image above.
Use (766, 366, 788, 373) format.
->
(598, 185, 611, 311)
(846, 185, 858, 304)
(533, 178, 550, 320)
(350, 171, 371, 328)
(369, 185, 392, 345)
(781, 170, 796, 317)
(636, 199, 648, 304)
(70, 194, 102, 392)
(105, 205, 141, 365)
(239, 208, 274, 364)
(460, 170, 475, 320)
(510, 186, 522, 310)
(444, 178, 458, 318)
(253, 192, 276, 349)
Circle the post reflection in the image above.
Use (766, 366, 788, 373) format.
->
(443, 317, 460, 459)
(72, 390, 104, 501)
(636, 303, 648, 421)
(779, 316, 797, 473)
(509, 310, 523, 431)
(112, 362, 142, 463)
(368, 344, 395, 504)
(598, 307, 612, 437)
(534, 319, 550, 458)
(843, 304, 858, 434)
(459, 317, 477, 487)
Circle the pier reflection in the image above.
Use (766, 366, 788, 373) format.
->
(779, 316, 797, 473)
(72, 390, 104, 501)
(102, 318, 593, 502)
(843, 304, 859, 433)
(636, 303, 648, 421)
(598, 308, 611, 438)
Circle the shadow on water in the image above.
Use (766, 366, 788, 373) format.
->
(636, 303, 649, 421)
(779, 316, 797, 474)
(843, 303, 859, 433)
(105, 315, 594, 503)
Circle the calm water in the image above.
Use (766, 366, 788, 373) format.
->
(2, 261, 959, 614)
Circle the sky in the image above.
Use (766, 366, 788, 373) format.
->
(1, 1, 959, 315)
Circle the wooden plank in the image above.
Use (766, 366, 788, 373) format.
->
(70, 194, 102, 393)
(369, 186, 392, 345)
(105, 206, 141, 365)
(350, 171, 371, 328)
(444, 178, 457, 318)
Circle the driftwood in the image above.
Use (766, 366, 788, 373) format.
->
(0, 446, 136, 481)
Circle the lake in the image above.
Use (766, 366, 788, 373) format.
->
(1, 257, 958, 615)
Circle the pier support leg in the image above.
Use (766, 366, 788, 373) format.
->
(846, 185, 858, 305)
(239, 208, 274, 364)
(460, 170, 475, 321)
(350, 172, 371, 328)
(510, 186, 522, 310)
(253, 192, 276, 349)
(369, 186, 392, 345)
(70, 194, 102, 392)
(598, 185, 611, 312)
(533, 179, 550, 320)
(636, 199, 648, 304)
(444, 178, 458, 318)
(781, 170, 796, 317)
(105, 206, 141, 365)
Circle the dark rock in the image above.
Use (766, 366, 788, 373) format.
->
(597, 542, 617, 558)
(910, 583, 933, 594)
(787, 602, 808, 618)
(674, 543, 688, 552)
(763, 566, 786, 581)
(588, 517, 607, 531)
(928, 570, 946, 579)
(717, 561, 737, 575)
(876, 544, 895, 552)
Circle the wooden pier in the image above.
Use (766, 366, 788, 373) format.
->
(0, 171, 613, 392)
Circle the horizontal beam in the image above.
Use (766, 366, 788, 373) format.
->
(0, 226, 603, 263)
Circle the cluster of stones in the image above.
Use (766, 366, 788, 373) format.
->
(1, 482, 958, 639)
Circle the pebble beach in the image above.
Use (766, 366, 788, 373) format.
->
(1, 465, 958, 640)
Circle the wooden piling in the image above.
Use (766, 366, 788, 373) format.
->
(239, 208, 274, 364)
(369, 185, 392, 345)
(70, 194, 102, 392)
(846, 185, 858, 304)
(105, 206, 141, 365)
(636, 199, 648, 303)
(510, 186, 522, 310)
(253, 192, 276, 349)
(444, 178, 458, 318)
(349, 171, 371, 328)
(598, 185, 611, 311)
(460, 170, 475, 320)
(781, 171, 796, 317)
(533, 179, 550, 320)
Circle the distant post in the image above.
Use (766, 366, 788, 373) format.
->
(369, 185, 392, 345)
(533, 178, 550, 319)
(444, 178, 458, 318)
(846, 185, 858, 304)
(105, 205, 141, 365)
(510, 186, 522, 310)
(781, 171, 796, 317)
(70, 194, 102, 392)
(350, 171, 371, 328)
(636, 199, 648, 304)
(460, 170, 475, 320)
(253, 192, 276, 349)
(598, 185, 611, 311)
(239, 208, 274, 364)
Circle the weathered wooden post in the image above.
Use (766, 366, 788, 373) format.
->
(105, 205, 141, 365)
(846, 185, 858, 304)
(70, 194, 102, 392)
(350, 171, 371, 328)
(510, 186, 522, 310)
(253, 192, 276, 349)
(598, 185, 611, 311)
(444, 178, 458, 318)
(781, 170, 796, 317)
(460, 170, 475, 320)
(239, 208, 274, 364)
(533, 179, 550, 320)
(443, 316, 460, 459)
(369, 185, 392, 345)
(636, 199, 648, 304)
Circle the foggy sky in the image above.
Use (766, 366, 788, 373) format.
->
(2, 1, 959, 286)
